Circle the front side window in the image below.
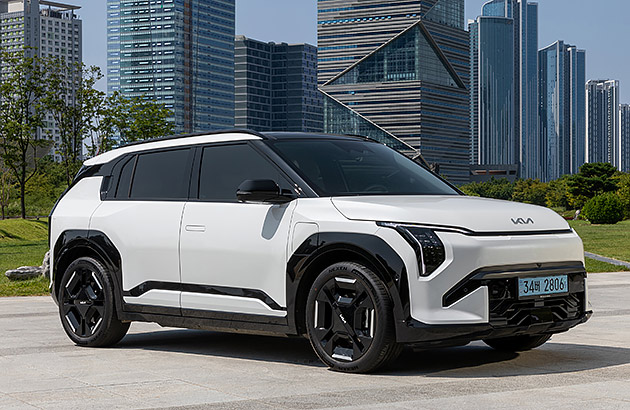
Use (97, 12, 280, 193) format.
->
(130, 149, 191, 200)
(199, 144, 291, 202)
(268, 139, 459, 197)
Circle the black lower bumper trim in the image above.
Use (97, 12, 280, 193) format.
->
(396, 311, 592, 345)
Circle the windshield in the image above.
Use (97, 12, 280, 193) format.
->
(268, 139, 459, 197)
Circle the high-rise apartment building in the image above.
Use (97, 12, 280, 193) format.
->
(107, 0, 235, 134)
(620, 104, 630, 173)
(538, 41, 586, 181)
(318, 0, 471, 184)
(0, 0, 82, 158)
(234, 36, 323, 132)
(586, 80, 620, 169)
(469, 0, 539, 179)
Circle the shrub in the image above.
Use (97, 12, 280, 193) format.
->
(582, 193, 625, 225)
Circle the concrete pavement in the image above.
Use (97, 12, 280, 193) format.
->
(1, 272, 629, 409)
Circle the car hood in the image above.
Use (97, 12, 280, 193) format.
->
(331, 196, 571, 234)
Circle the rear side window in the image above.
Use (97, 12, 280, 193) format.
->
(130, 149, 192, 200)
(199, 144, 291, 202)
(115, 156, 136, 199)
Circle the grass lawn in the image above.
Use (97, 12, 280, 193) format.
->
(569, 220, 630, 263)
(0, 219, 50, 297)
(584, 257, 630, 273)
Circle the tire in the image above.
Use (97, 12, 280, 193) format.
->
(484, 334, 552, 352)
(305, 262, 401, 373)
(58, 257, 130, 347)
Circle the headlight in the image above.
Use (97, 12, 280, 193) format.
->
(378, 223, 446, 277)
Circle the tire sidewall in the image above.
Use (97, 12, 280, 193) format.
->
(306, 262, 395, 372)
(58, 257, 118, 346)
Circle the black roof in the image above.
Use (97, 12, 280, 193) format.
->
(262, 131, 370, 141)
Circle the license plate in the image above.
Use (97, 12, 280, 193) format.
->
(518, 275, 568, 298)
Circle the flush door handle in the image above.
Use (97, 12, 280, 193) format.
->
(185, 225, 206, 232)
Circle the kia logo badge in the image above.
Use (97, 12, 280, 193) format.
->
(512, 218, 534, 225)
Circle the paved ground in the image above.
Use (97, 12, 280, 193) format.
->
(1, 273, 629, 410)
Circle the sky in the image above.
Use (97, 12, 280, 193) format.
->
(78, 0, 628, 101)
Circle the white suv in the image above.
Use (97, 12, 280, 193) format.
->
(50, 131, 590, 373)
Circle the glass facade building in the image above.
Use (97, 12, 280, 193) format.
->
(107, 0, 235, 134)
(619, 104, 630, 173)
(234, 36, 323, 132)
(538, 41, 586, 181)
(469, 16, 514, 166)
(318, 0, 471, 184)
(586, 80, 620, 170)
(469, 0, 539, 179)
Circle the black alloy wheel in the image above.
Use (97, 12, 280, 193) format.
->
(58, 257, 129, 347)
(306, 262, 401, 373)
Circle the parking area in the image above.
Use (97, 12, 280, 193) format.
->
(1, 272, 629, 410)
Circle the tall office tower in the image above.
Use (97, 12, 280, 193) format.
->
(469, 0, 539, 179)
(107, 0, 235, 134)
(318, 0, 471, 184)
(0, 0, 82, 158)
(620, 104, 630, 172)
(234, 36, 323, 132)
(538, 41, 586, 181)
(469, 15, 515, 167)
(586, 80, 620, 169)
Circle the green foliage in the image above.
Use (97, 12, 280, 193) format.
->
(459, 178, 515, 200)
(615, 173, 630, 219)
(566, 163, 619, 209)
(512, 179, 549, 206)
(96, 91, 174, 152)
(546, 176, 571, 209)
(582, 192, 625, 225)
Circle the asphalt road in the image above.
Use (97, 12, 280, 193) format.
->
(1, 272, 629, 410)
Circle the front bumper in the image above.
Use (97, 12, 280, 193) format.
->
(395, 263, 590, 345)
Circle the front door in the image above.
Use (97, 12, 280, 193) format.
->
(179, 143, 297, 317)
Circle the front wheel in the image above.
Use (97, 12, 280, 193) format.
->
(58, 257, 130, 347)
(484, 334, 552, 352)
(306, 262, 401, 373)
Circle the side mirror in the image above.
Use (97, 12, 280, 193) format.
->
(236, 180, 295, 204)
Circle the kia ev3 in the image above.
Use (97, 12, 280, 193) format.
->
(49, 131, 591, 373)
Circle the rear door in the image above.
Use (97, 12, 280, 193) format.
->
(179, 143, 298, 317)
(90, 147, 194, 310)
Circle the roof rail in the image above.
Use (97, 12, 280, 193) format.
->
(119, 128, 266, 148)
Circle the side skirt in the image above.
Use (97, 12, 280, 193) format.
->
(119, 304, 293, 336)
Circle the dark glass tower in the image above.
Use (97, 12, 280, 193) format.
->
(621, 104, 630, 173)
(234, 36, 323, 132)
(538, 41, 586, 180)
(469, 0, 539, 179)
(107, 0, 235, 134)
(318, 0, 470, 184)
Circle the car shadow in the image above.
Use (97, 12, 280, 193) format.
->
(117, 329, 630, 376)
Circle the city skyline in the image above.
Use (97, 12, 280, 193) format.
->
(67, 0, 630, 103)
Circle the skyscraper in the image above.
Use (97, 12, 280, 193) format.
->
(234, 36, 323, 132)
(318, 0, 471, 184)
(620, 104, 630, 173)
(538, 41, 586, 181)
(0, 0, 82, 158)
(469, 0, 539, 179)
(469, 14, 515, 166)
(586, 80, 620, 169)
(107, 0, 235, 134)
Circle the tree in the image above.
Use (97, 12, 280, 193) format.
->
(546, 176, 571, 209)
(566, 162, 619, 209)
(615, 173, 630, 219)
(42, 58, 106, 185)
(0, 49, 48, 219)
(512, 179, 549, 207)
(0, 159, 11, 220)
(95, 91, 174, 152)
(460, 178, 515, 201)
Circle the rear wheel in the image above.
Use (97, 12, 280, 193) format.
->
(306, 262, 401, 373)
(58, 257, 129, 347)
(484, 334, 552, 352)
